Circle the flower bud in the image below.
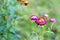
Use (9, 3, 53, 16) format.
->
(49, 18, 56, 22)
(30, 15, 38, 20)
(24, 1, 29, 5)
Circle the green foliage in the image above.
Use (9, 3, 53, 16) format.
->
(0, 0, 60, 40)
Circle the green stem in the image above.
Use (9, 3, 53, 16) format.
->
(50, 23, 55, 30)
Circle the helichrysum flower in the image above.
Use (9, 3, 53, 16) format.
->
(35, 17, 46, 26)
(24, 1, 29, 5)
(44, 14, 48, 18)
(49, 18, 56, 22)
(30, 15, 38, 20)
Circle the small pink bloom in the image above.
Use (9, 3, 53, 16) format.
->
(30, 15, 38, 20)
(44, 14, 48, 18)
(50, 18, 56, 22)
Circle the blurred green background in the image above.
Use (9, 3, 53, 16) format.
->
(0, 0, 60, 40)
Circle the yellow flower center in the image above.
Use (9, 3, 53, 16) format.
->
(39, 18, 44, 22)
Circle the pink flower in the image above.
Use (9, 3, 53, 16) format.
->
(44, 14, 48, 18)
(49, 18, 56, 22)
(30, 15, 38, 20)
(35, 17, 46, 26)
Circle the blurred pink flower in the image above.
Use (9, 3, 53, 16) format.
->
(44, 14, 48, 18)
(35, 17, 46, 26)
(30, 15, 38, 20)
(49, 18, 56, 22)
